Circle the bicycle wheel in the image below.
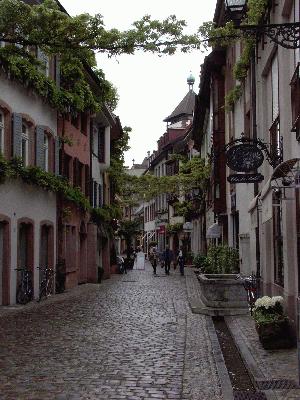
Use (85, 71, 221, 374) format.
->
(38, 282, 46, 302)
(16, 285, 28, 305)
(46, 276, 54, 297)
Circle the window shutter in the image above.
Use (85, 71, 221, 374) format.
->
(54, 136, 60, 175)
(93, 181, 98, 208)
(12, 113, 22, 158)
(55, 56, 60, 87)
(36, 126, 45, 169)
(98, 184, 102, 207)
(37, 48, 48, 73)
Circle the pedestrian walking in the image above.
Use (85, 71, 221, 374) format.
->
(177, 247, 185, 276)
(149, 246, 158, 275)
(163, 245, 172, 275)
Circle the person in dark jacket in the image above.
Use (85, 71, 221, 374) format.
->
(163, 245, 172, 275)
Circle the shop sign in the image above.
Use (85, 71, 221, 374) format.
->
(227, 173, 264, 184)
(226, 144, 264, 172)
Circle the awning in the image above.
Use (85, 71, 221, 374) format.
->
(206, 223, 221, 239)
(260, 159, 300, 198)
(271, 158, 300, 180)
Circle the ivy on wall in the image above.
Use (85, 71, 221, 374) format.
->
(0, 46, 101, 113)
(199, 0, 269, 110)
(0, 156, 119, 232)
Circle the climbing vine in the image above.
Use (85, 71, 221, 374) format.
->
(114, 155, 210, 208)
(199, 0, 269, 110)
(0, 155, 119, 233)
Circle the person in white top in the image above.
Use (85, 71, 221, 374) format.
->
(177, 247, 185, 276)
(134, 247, 145, 270)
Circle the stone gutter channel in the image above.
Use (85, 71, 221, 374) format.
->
(185, 268, 298, 400)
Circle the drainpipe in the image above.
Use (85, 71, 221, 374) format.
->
(251, 50, 261, 295)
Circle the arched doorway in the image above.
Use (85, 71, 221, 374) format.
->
(0, 219, 10, 305)
(40, 223, 54, 287)
(17, 221, 34, 293)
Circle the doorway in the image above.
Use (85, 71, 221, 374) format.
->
(18, 222, 34, 289)
(0, 222, 4, 305)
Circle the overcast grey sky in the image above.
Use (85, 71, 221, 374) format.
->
(59, 1, 216, 166)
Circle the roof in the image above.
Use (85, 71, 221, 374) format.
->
(163, 90, 196, 123)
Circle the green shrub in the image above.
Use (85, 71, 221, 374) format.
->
(193, 254, 207, 270)
(202, 245, 239, 274)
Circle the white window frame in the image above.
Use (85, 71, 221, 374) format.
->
(43, 133, 49, 172)
(21, 123, 29, 166)
(0, 111, 4, 155)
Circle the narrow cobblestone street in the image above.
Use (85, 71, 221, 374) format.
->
(0, 262, 222, 400)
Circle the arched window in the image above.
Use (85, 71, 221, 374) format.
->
(0, 111, 4, 155)
(21, 123, 29, 166)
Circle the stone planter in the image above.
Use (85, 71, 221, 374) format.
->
(197, 273, 248, 309)
(255, 318, 294, 350)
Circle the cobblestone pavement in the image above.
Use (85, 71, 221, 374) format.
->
(0, 263, 222, 400)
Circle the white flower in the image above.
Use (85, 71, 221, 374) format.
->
(271, 296, 284, 306)
(254, 296, 273, 309)
(254, 295, 284, 310)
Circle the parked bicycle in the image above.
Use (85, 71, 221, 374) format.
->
(117, 255, 126, 274)
(240, 272, 258, 315)
(15, 268, 33, 305)
(38, 267, 54, 302)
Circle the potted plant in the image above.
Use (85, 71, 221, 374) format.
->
(197, 245, 247, 310)
(253, 296, 294, 350)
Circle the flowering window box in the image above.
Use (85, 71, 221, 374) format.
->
(253, 296, 295, 350)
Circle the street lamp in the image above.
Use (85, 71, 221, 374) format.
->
(224, 0, 300, 49)
(225, 0, 247, 26)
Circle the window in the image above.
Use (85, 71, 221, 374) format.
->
(290, 63, 300, 140)
(271, 54, 279, 122)
(273, 191, 284, 286)
(98, 127, 105, 163)
(63, 154, 71, 180)
(21, 123, 29, 166)
(80, 113, 87, 135)
(92, 125, 98, 154)
(270, 117, 281, 166)
(37, 48, 50, 77)
(269, 53, 281, 167)
(43, 134, 49, 172)
(0, 111, 4, 155)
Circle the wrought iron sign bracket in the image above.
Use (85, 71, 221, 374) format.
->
(238, 22, 300, 50)
(223, 136, 283, 169)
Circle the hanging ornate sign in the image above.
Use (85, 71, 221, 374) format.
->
(227, 173, 264, 184)
(226, 143, 264, 172)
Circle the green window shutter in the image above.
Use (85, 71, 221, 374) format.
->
(55, 56, 60, 87)
(36, 126, 45, 169)
(12, 113, 22, 158)
(54, 137, 60, 176)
